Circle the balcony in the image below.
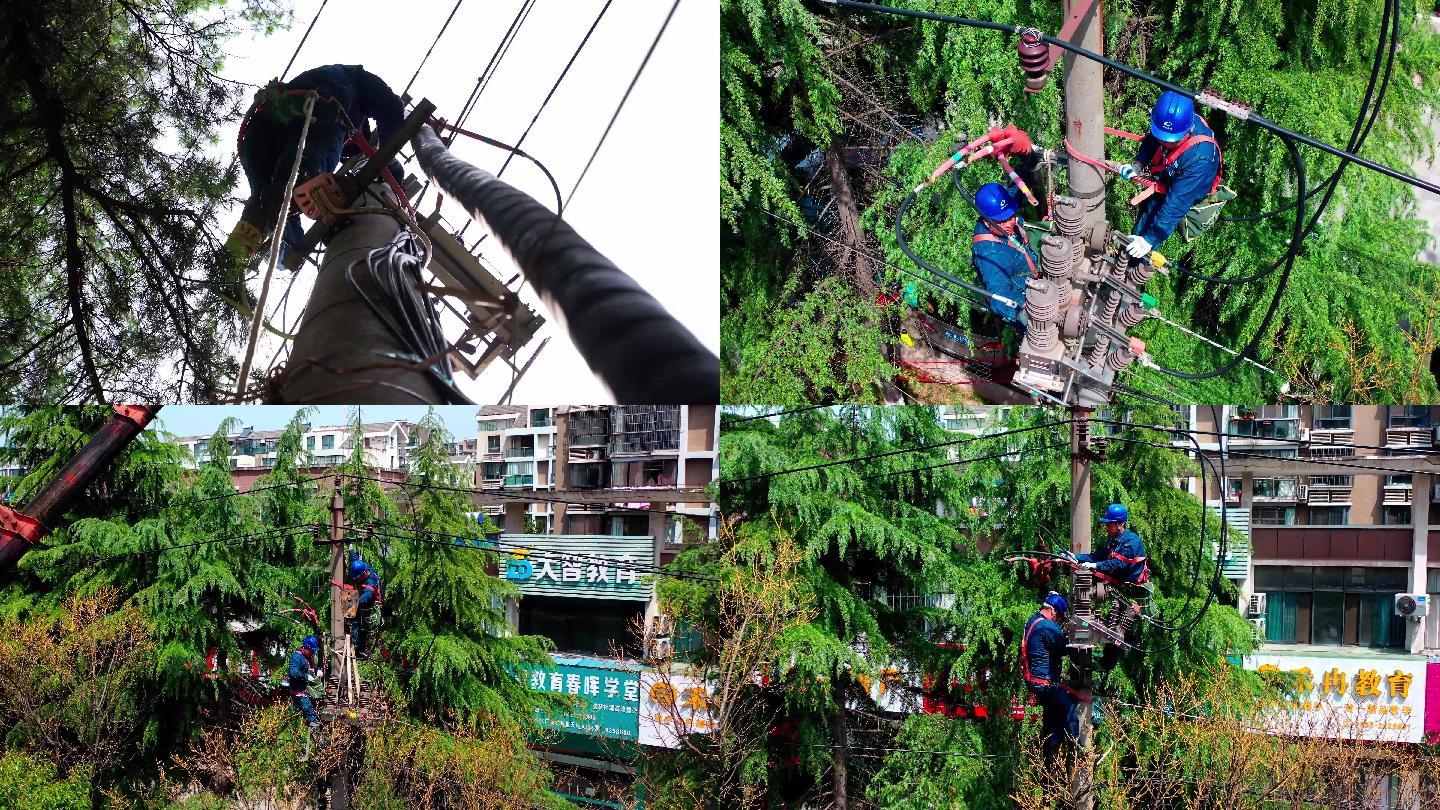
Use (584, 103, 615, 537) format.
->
(1385, 427, 1430, 447)
(1383, 484, 1413, 505)
(1228, 418, 1300, 442)
(1307, 427, 1353, 447)
(504, 474, 535, 487)
(1252, 478, 1299, 503)
(1305, 486, 1352, 506)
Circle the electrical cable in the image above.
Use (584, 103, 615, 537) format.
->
(816, 0, 1440, 197)
(560, 0, 681, 213)
(343, 470, 713, 519)
(451, 0, 537, 140)
(895, 187, 1016, 312)
(720, 418, 1074, 486)
(1218, 0, 1397, 225)
(280, 0, 329, 80)
(404, 0, 465, 97)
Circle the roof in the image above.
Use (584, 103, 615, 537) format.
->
(477, 405, 525, 417)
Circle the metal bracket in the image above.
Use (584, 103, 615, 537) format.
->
(112, 405, 156, 428)
(0, 505, 44, 546)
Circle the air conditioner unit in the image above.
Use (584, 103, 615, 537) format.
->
(1299, 427, 1310, 442)
(1248, 617, 1266, 640)
(1395, 593, 1430, 620)
(1247, 593, 1266, 618)
(1296, 484, 1308, 501)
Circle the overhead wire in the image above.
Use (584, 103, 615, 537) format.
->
(451, 0, 537, 139)
(403, 0, 466, 97)
(280, 0, 329, 80)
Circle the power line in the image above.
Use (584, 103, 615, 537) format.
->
(724, 403, 838, 423)
(451, 0, 537, 138)
(818, 0, 1440, 197)
(561, 0, 682, 212)
(404, 0, 466, 97)
(280, 0, 329, 80)
(721, 418, 1073, 486)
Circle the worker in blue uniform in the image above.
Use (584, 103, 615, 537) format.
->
(346, 556, 382, 658)
(289, 634, 322, 730)
(1021, 592, 1079, 758)
(227, 64, 406, 263)
(970, 182, 1040, 329)
(1117, 91, 1223, 259)
(1075, 503, 1149, 586)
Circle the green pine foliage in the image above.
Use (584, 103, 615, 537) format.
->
(0, 752, 91, 810)
(722, 0, 1440, 403)
(687, 406, 1255, 805)
(382, 409, 568, 729)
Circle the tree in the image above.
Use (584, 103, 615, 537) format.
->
(379, 408, 566, 729)
(712, 405, 1256, 807)
(721, 0, 1440, 404)
(642, 521, 816, 809)
(0, 0, 287, 403)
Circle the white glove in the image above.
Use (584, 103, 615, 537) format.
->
(1126, 236, 1153, 259)
(1117, 163, 1141, 180)
(1080, 561, 1098, 570)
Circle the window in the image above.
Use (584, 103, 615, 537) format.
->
(487, 436, 501, 453)
(1385, 474, 1413, 488)
(1251, 505, 1295, 525)
(1389, 405, 1430, 428)
(1242, 447, 1299, 458)
(1384, 506, 1412, 526)
(1252, 477, 1297, 499)
(1310, 446, 1356, 460)
(1225, 477, 1242, 502)
(530, 409, 552, 427)
(322, 434, 335, 450)
(1308, 475, 1353, 488)
(1258, 565, 1404, 649)
(1427, 569, 1440, 650)
(306, 436, 315, 451)
(1308, 506, 1348, 526)
(1312, 405, 1352, 430)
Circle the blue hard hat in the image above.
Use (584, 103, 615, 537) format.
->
(302, 634, 320, 651)
(975, 182, 1018, 222)
(1150, 91, 1195, 143)
(348, 558, 370, 579)
(1043, 591, 1069, 616)
(1100, 503, 1129, 523)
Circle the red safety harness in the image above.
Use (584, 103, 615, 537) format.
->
(1095, 549, 1150, 586)
(972, 225, 1038, 277)
(1019, 617, 1055, 688)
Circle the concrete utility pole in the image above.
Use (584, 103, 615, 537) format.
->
(1069, 407, 1095, 810)
(327, 484, 350, 810)
(1061, 0, 1107, 244)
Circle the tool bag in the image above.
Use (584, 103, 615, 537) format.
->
(1177, 182, 1237, 242)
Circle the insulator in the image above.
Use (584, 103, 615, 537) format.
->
(1041, 235, 1073, 279)
(1127, 260, 1157, 287)
(1117, 300, 1147, 328)
(1018, 30, 1050, 93)
(1106, 344, 1139, 371)
(1024, 321, 1059, 352)
(1098, 289, 1121, 326)
(1024, 278, 1061, 323)
(1086, 337, 1111, 368)
(1052, 196, 1082, 239)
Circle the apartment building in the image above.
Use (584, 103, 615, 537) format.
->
(174, 420, 419, 471)
(475, 405, 558, 532)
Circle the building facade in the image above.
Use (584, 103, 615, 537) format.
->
(173, 420, 420, 472)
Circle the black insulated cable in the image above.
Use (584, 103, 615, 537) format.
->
(409, 124, 719, 403)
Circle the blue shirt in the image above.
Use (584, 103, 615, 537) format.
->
(971, 217, 1039, 322)
(1077, 528, 1147, 582)
(287, 650, 313, 696)
(1023, 613, 1068, 685)
(1132, 117, 1220, 247)
(286, 64, 405, 150)
(352, 569, 381, 607)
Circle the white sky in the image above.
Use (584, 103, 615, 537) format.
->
(155, 404, 482, 440)
(214, 0, 718, 404)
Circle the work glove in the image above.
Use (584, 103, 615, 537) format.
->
(1117, 163, 1141, 180)
(1080, 561, 1098, 570)
(1125, 235, 1153, 259)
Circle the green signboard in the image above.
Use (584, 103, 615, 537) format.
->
(499, 534, 654, 601)
(521, 655, 642, 741)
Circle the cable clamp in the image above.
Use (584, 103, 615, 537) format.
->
(1195, 89, 1251, 121)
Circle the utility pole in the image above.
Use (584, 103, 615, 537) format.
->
(1061, 0, 1107, 244)
(1069, 408, 1095, 810)
(326, 483, 350, 810)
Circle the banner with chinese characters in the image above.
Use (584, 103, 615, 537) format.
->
(520, 655, 642, 741)
(1244, 654, 1428, 743)
(638, 672, 717, 748)
(497, 534, 653, 601)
